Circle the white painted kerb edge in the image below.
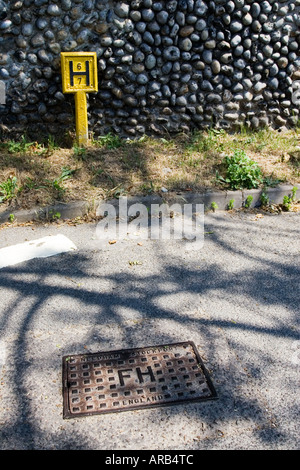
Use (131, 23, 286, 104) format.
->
(0, 234, 77, 269)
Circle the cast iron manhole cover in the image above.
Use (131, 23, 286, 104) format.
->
(62, 341, 217, 419)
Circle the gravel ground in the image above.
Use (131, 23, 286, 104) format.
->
(0, 209, 299, 451)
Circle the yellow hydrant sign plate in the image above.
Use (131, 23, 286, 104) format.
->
(61, 52, 98, 93)
(61, 52, 98, 146)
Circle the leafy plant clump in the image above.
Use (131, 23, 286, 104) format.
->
(211, 201, 218, 212)
(46, 166, 77, 198)
(228, 199, 234, 210)
(217, 150, 263, 190)
(260, 190, 269, 207)
(244, 195, 253, 208)
(282, 195, 292, 211)
(0, 176, 19, 202)
(93, 132, 123, 150)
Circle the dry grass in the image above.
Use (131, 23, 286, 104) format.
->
(0, 127, 300, 212)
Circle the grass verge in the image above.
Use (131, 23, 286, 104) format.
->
(0, 127, 300, 213)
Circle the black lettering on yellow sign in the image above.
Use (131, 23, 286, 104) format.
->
(69, 60, 90, 87)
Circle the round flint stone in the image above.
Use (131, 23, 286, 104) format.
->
(179, 38, 192, 51)
(36, 18, 48, 29)
(0, 68, 9, 79)
(278, 57, 288, 68)
(212, 60, 221, 74)
(145, 54, 156, 69)
(115, 3, 129, 18)
(148, 81, 160, 92)
(163, 46, 181, 61)
(31, 33, 45, 47)
(251, 3, 261, 18)
(137, 73, 149, 84)
(141, 9, 155, 21)
(157, 10, 168, 24)
(242, 13, 252, 25)
(230, 21, 243, 32)
(22, 23, 33, 36)
(0, 20, 12, 30)
(47, 4, 61, 16)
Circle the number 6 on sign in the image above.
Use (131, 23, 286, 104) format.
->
(61, 52, 98, 146)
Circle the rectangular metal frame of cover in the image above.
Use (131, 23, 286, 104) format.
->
(62, 341, 217, 419)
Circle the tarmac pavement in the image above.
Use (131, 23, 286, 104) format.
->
(0, 205, 299, 452)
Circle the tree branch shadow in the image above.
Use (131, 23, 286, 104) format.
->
(0, 214, 299, 449)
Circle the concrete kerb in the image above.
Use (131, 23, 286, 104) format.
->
(0, 184, 296, 225)
(0, 201, 90, 225)
(97, 184, 296, 214)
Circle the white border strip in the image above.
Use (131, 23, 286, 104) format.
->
(0, 234, 77, 269)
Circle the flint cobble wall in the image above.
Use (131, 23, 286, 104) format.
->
(0, 0, 300, 140)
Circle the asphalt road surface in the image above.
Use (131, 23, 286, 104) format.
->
(0, 209, 299, 451)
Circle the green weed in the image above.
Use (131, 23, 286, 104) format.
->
(60, 166, 77, 180)
(93, 132, 123, 150)
(7, 136, 34, 153)
(260, 191, 269, 207)
(244, 195, 253, 208)
(211, 201, 218, 212)
(262, 175, 283, 187)
(73, 145, 87, 159)
(217, 150, 263, 190)
(0, 176, 19, 202)
(47, 134, 59, 152)
(185, 129, 225, 154)
(47, 166, 76, 198)
(139, 181, 154, 194)
(3, 135, 43, 154)
(23, 177, 47, 191)
(281, 188, 297, 211)
(282, 195, 292, 211)
(228, 199, 235, 210)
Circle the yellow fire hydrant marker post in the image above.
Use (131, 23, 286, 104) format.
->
(61, 51, 98, 146)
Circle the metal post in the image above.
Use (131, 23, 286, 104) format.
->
(61, 52, 98, 147)
(75, 91, 88, 146)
